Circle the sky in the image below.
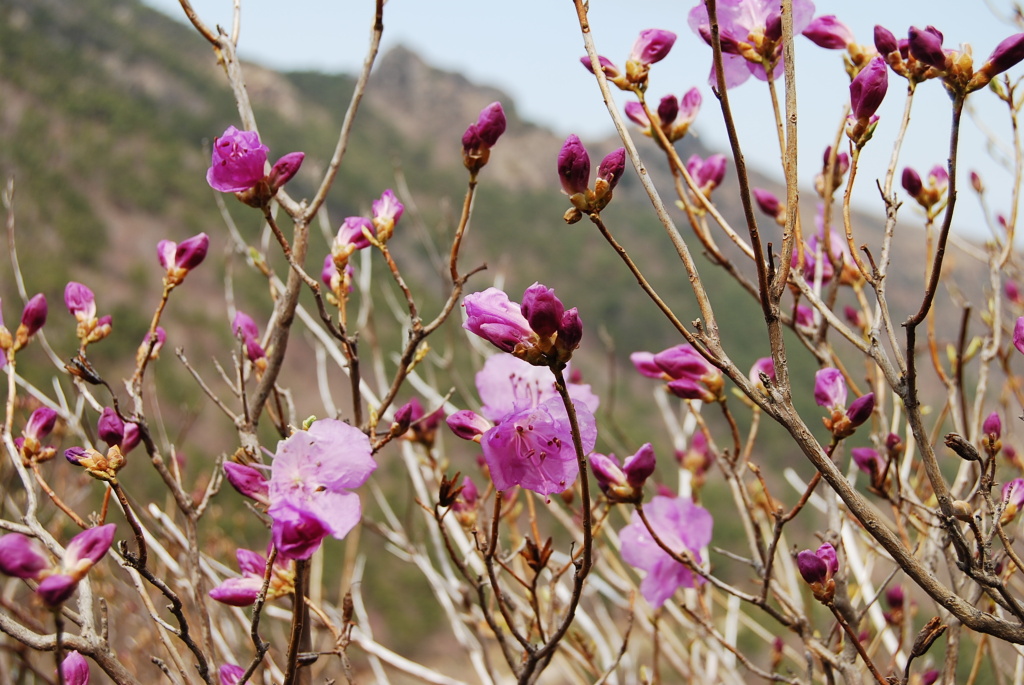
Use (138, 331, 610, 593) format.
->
(141, 0, 1024, 238)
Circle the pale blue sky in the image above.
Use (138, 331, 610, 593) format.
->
(143, 0, 1023, 237)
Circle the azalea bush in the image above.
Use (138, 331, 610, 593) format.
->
(5, 0, 1024, 683)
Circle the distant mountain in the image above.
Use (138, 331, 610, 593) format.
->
(0, 0, 984, 455)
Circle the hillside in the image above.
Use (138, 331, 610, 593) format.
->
(0, 0, 986, 463)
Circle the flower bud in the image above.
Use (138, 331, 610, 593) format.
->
(623, 443, 656, 488)
(558, 135, 591, 196)
(1014, 316, 1024, 355)
(446, 410, 490, 441)
(462, 102, 507, 172)
(64, 282, 96, 323)
(984, 411, 1002, 439)
(371, 189, 404, 242)
(803, 16, 854, 50)
(223, 462, 270, 505)
(902, 167, 923, 198)
(908, 26, 946, 70)
(521, 283, 565, 337)
(629, 29, 677, 66)
(850, 57, 889, 121)
(268, 151, 305, 192)
(14, 294, 47, 351)
(874, 25, 899, 55)
(846, 393, 875, 427)
(981, 33, 1024, 78)
(814, 368, 848, 411)
(597, 148, 627, 192)
(0, 534, 49, 579)
(61, 652, 90, 685)
(624, 101, 651, 129)
(580, 55, 621, 79)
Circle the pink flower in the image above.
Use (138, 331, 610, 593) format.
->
(223, 462, 270, 505)
(814, 368, 848, 410)
(1013, 316, 1024, 355)
(219, 664, 249, 685)
(267, 152, 305, 193)
(15, 293, 47, 350)
(629, 29, 677, 65)
(209, 548, 293, 606)
(371, 189, 404, 240)
(462, 102, 507, 173)
(688, 0, 816, 88)
(267, 419, 376, 559)
(463, 285, 583, 366)
(61, 651, 90, 685)
(850, 56, 889, 121)
(454, 353, 599, 496)
(687, 154, 727, 196)
(64, 282, 97, 322)
(206, 126, 269, 193)
(797, 542, 838, 602)
(619, 495, 713, 607)
(592, 443, 656, 502)
(631, 344, 723, 402)
(803, 15, 855, 50)
(558, 135, 591, 196)
(0, 534, 50, 579)
(157, 233, 209, 284)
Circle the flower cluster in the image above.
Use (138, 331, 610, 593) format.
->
(206, 126, 304, 206)
(0, 525, 115, 607)
(97, 407, 140, 455)
(447, 353, 598, 496)
(463, 284, 583, 367)
(875, 24, 1024, 95)
(461, 101, 507, 174)
(632, 344, 724, 403)
(624, 88, 701, 146)
(619, 495, 713, 607)
(15, 406, 58, 463)
(686, 153, 728, 199)
(558, 135, 626, 223)
(330, 189, 405, 269)
(157, 232, 209, 287)
(580, 29, 677, 91)
(814, 368, 874, 438)
(65, 282, 111, 348)
(591, 443, 656, 503)
(902, 165, 948, 214)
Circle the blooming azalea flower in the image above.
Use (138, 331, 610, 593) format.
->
(209, 547, 294, 606)
(267, 418, 376, 559)
(619, 495, 713, 607)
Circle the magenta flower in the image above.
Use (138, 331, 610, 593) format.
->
(633, 88, 703, 143)
(1002, 478, 1024, 524)
(749, 356, 777, 390)
(803, 15, 854, 50)
(619, 495, 713, 607)
(980, 33, 1024, 80)
(1014, 317, 1024, 355)
(97, 407, 139, 454)
(474, 353, 599, 423)
(984, 412, 1002, 439)
(463, 285, 583, 366)
(850, 56, 888, 121)
(451, 353, 599, 496)
(797, 542, 838, 602)
(580, 55, 622, 80)
(851, 447, 887, 489)
(874, 25, 899, 56)
(30, 525, 117, 607)
(814, 368, 847, 410)
(267, 152, 305, 193)
(13, 293, 47, 351)
(687, 154, 727, 196)
(371, 189, 404, 241)
(631, 344, 724, 402)
(462, 102, 507, 172)
(592, 443, 656, 503)
(18, 406, 58, 462)
(223, 462, 270, 505)
(206, 126, 269, 193)
(688, 0, 816, 88)
(907, 26, 947, 70)
(558, 135, 591, 196)
(753, 188, 782, 219)
(482, 397, 595, 495)
(267, 418, 376, 559)
(64, 282, 97, 323)
(157, 233, 209, 285)
(210, 547, 293, 606)
(61, 652, 90, 685)
(629, 29, 677, 65)
(902, 167, 923, 197)
(0, 534, 50, 579)
(332, 216, 375, 266)
(219, 664, 248, 685)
